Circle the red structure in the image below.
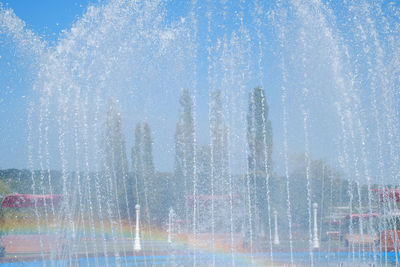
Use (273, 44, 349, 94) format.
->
(370, 188, 400, 251)
(371, 188, 400, 202)
(1, 194, 62, 208)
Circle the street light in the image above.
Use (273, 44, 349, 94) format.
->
(134, 204, 141, 251)
(313, 203, 320, 249)
(273, 209, 280, 245)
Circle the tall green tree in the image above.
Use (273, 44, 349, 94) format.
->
(210, 89, 228, 196)
(131, 124, 143, 206)
(247, 87, 273, 175)
(131, 122, 156, 224)
(103, 100, 128, 179)
(196, 145, 211, 195)
(174, 89, 196, 221)
(209, 89, 232, 233)
(102, 99, 129, 216)
(142, 123, 155, 182)
(174, 123, 185, 204)
(247, 86, 273, 236)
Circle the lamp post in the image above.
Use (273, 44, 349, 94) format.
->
(313, 203, 320, 249)
(134, 204, 141, 251)
(273, 209, 280, 245)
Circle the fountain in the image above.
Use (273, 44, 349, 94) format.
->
(0, 0, 400, 266)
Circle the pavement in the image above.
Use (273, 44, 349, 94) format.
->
(0, 235, 398, 266)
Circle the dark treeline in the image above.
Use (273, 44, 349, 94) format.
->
(0, 164, 378, 234)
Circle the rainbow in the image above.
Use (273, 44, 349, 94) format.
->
(0, 215, 268, 266)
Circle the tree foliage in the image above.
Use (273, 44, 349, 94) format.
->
(210, 89, 229, 196)
(131, 122, 157, 224)
(102, 99, 129, 216)
(246, 86, 273, 235)
(174, 89, 196, 220)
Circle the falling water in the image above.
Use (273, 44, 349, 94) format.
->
(297, 24, 315, 266)
(93, 86, 110, 267)
(27, 101, 45, 263)
(253, 0, 275, 264)
(190, 1, 199, 265)
(1, 0, 400, 266)
(37, 85, 54, 265)
(206, 1, 216, 265)
(246, 90, 255, 265)
(273, 0, 295, 264)
(82, 92, 101, 266)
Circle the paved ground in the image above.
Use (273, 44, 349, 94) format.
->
(0, 252, 393, 267)
(0, 235, 397, 266)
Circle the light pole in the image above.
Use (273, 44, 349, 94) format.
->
(134, 204, 141, 251)
(273, 209, 280, 245)
(313, 203, 320, 249)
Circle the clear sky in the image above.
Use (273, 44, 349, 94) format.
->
(0, 0, 94, 169)
(2, 0, 93, 38)
(1, 0, 399, 183)
(0, 0, 286, 172)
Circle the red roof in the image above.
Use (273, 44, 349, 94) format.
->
(1, 194, 63, 208)
(371, 188, 400, 202)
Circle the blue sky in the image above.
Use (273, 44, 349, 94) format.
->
(1, 0, 398, 183)
(0, 0, 286, 172)
(2, 0, 93, 39)
(0, 0, 345, 174)
(0, 0, 94, 169)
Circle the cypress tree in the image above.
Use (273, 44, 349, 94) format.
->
(103, 99, 128, 180)
(247, 87, 273, 236)
(131, 122, 156, 223)
(247, 87, 273, 176)
(103, 99, 129, 215)
(209, 89, 230, 233)
(143, 122, 155, 179)
(174, 88, 196, 222)
(210, 89, 228, 195)
(131, 123, 143, 204)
